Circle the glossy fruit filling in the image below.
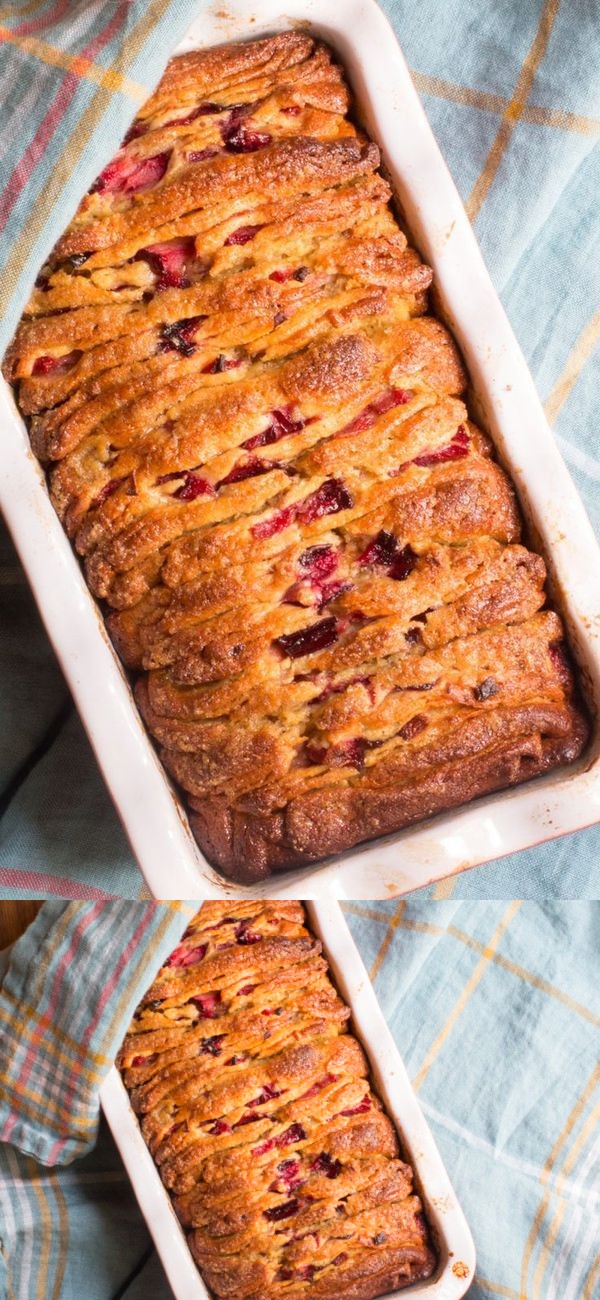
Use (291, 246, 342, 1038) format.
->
(193, 991, 222, 1018)
(32, 349, 81, 376)
(91, 149, 171, 195)
(159, 315, 206, 356)
(134, 237, 197, 289)
(341, 387, 413, 436)
(165, 942, 207, 967)
(224, 223, 265, 246)
(252, 477, 352, 541)
(275, 616, 339, 660)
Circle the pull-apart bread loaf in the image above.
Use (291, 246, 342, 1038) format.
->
(118, 900, 437, 1298)
(5, 33, 587, 881)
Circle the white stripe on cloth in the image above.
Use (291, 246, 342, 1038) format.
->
(420, 1099, 600, 1212)
(554, 433, 600, 482)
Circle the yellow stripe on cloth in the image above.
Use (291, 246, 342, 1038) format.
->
(582, 1250, 600, 1300)
(531, 1093, 600, 1299)
(0, 0, 174, 319)
(368, 901, 406, 980)
(544, 308, 600, 423)
(0, 990, 112, 1067)
(474, 1277, 520, 1299)
(0, 27, 146, 100)
(465, 0, 561, 221)
(412, 901, 522, 1091)
(519, 1059, 600, 1298)
(411, 69, 600, 138)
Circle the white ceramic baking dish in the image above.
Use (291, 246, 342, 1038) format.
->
(2, 0, 599, 901)
(100, 899, 476, 1299)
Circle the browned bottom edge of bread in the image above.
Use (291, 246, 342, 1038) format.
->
(189, 711, 589, 882)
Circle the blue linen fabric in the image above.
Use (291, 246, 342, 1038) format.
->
(1, 0, 599, 898)
(0, 901, 598, 1299)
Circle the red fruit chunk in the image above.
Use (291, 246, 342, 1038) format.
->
(341, 387, 413, 435)
(389, 544, 418, 581)
(340, 1095, 371, 1117)
(164, 101, 223, 127)
(298, 1266, 316, 1282)
(372, 388, 413, 414)
(358, 529, 398, 568)
(280, 1123, 307, 1147)
(333, 738, 369, 770)
(316, 579, 352, 609)
(276, 1269, 294, 1282)
(252, 1123, 306, 1157)
(252, 504, 295, 540)
(224, 223, 264, 246)
(224, 124, 272, 152)
(270, 1159, 302, 1193)
(252, 1137, 276, 1157)
(358, 529, 417, 581)
(237, 983, 256, 996)
(32, 349, 81, 376)
(399, 715, 427, 741)
(298, 1074, 336, 1101)
(91, 475, 129, 510)
(131, 1053, 157, 1068)
(299, 477, 353, 524)
(282, 105, 302, 115)
(134, 237, 196, 289)
(548, 641, 571, 684)
(159, 314, 206, 356)
(187, 146, 220, 163)
(202, 354, 243, 373)
(311, 1152, 342, 1178)
(193, 991, 222, 1018)
(474, 676, 499, 701)
(333, 1253, 349, 1266)
(209, 1119, 231, 1135)
(316, 674, 371, 703)
(264, 1199, 300, 1222)
(243, 405, 306, 450)
(269, 265, 309, 282)
(248, 1084, 282, 1108)
(412, 423, 470, 467)
(91, 149, 170, 195)
(297, 544, 338, 581)
(201, 1035, 225, 1057)
(217, 456, 274, 488)
(166, 1120, 186, 1138)
(165, 942, 207, 967)
(235, 920, 262, 944)
(123, 121, 146, 144)
(233, 1113, 263, 1128)
(174, 473, 215, 502)
(275, 617, 339, 660)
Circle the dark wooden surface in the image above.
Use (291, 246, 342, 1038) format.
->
(0, 901, 44, 948)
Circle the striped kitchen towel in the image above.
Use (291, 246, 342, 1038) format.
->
(0, 0, 201, 359)
(0, 900, 192, 1165)
(0, 901, 598, 1299)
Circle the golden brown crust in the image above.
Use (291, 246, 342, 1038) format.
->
(6, 33, 588, 882)
(118, 901, 437, 1297)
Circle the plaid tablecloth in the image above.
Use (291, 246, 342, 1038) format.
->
(1, 0, 599, 898)
(0, 900, 598, 1299)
